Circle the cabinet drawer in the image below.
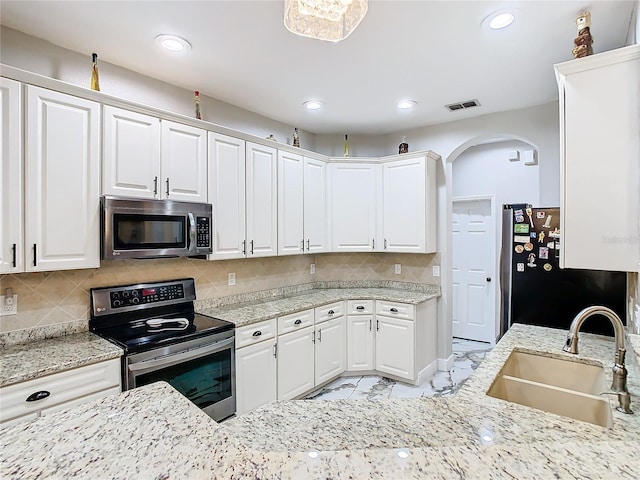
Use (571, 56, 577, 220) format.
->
(315, 301, 344, 324)
(236, 318, 277, 348)
(347, 300, 374, 315)
(278, 309, 314, 335)
(376, 300, 414, 320)
(0, 358, 121, 424)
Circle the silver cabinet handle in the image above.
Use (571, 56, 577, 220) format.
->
(294, 319, 302, 325)
(166, 178, 170, 197)
(376, 319, 380, 331)
(273, 343, 278, 358)
(252, 331, 262, 337)
(369, 319, 372, 331)
(250, 240, 254, 255)
(32, 243, 37, 267)
(301, 239, 304, 251)
(390, 308, 399, 313)
(328, 310, 335, 315)
(356, 306, 365, 311)
(372, 238, 375, 250)
(318, 328, 322, 342)
(312, 331, 316, 344)
(153, 176, 158, 196)
(11, 243, 16, 268)
(242, 240, 246, 255)
(384, 239, 387, 249)
(306, 239, 310, 251)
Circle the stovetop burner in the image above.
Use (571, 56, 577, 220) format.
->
(89, 278, 234, 354)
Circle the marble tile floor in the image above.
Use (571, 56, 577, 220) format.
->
(305, 338, 493, 401)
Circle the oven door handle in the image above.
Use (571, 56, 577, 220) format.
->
(128, 337, 234, 374)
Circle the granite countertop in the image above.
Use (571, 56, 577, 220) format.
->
(0, 333, 123, 388)
(1, 323, 639, 479)
(198, 287, 440, 327)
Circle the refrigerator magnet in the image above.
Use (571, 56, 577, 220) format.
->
(538, 231, 545, 243)
(514, 245, 524, 254)
(514, 235, 530, 243)
(530, 232, 536, 238)
(536, 211, 546, 218)
(543, 215, 552, 228)
(543, 263, 553, 271)
(546, 241, 555, 249)
(549, 227, 560, 238)
(527, 253, 537, 267)
(515, 215, 525, 223)
(514, 209, 524, 217)
(517, 263, 525, 272)
(524, 242, 534, 251)
(539, 247, 549, 259)
(514, 224, 529, 234)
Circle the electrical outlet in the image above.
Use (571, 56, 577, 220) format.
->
(228, 273, 236, 286)
(0, 294, 18, 316)
(432, 266, 441, 277)
(310, 263, 316, 275)
(394, 263, 401, 275)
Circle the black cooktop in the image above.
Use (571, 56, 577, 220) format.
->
(89, 278, 234, 354)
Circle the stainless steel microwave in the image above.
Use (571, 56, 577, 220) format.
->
(101, 196, 212, 260)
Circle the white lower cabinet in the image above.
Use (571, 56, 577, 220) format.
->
(375, 315, 415, 380)
(346, 314, 375, 371)
(0, 358, 121, 427)
(277, 325, 315, 401)
(314, 316, 346, 385)
(235, 338, 277, 415)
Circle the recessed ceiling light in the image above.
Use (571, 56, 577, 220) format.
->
(303, 100, 324, 110)
(398, 100, 417, 110)
(155, 34, 191, 52)
(484, 10, 516, 30)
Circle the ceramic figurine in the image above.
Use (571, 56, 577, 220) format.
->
(399, 136, 408, 154)
(293, 128, 300, 147)
(572, 12, 593, 58)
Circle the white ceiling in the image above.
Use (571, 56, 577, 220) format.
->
(0, 1, 635, 135)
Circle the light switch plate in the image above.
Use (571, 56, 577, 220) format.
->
(432, 266, 441, 277)
(310, 264, 316, 275)
(0, 294, 18, 316)
(228, 273, 236, 286)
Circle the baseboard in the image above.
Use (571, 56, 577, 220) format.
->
(438, 354, 455, 372)
(415, 359, 439, 385)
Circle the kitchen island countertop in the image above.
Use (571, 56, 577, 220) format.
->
(2, 323, 639, 479)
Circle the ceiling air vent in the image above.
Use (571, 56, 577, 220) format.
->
(445, 99, 481, 112)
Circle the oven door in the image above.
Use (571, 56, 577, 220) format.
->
(126, 332, 235, 422)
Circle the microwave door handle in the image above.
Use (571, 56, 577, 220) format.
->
(187, 213, 196, 251)
(128, 337, 235, 374)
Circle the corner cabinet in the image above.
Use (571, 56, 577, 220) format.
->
(103, 106, 207, 202)
(25, 85, 100, 271)
(0, 78, 23, 273)
(555, 44, 640, 272)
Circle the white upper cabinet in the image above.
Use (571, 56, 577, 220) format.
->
(25, 85, 100, 271)
(381, 154, 437, 253)
(329, 162, 380, 252)
(278, 150, 305, 255)
(246, 142, 277, 257)
(160, 120, 207, 202)
(103, 106, 206, 202)
(304, 157, 328, 254)
(208, 132, 246, 260)
(555, 45, 640, 272)
(0, 78, 23, 273)
(103, 106, 160, 199)
(278, 152, 328, 255)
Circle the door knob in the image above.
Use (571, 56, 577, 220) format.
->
(486, 277, 492, 282)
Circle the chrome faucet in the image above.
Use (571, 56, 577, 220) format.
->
(563, 306, 633, 414)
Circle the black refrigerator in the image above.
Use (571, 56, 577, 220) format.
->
(499, 204, 626, 338)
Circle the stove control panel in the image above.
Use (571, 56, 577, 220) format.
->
(90, 279, 196, 316)
(110, 284, 184, 308)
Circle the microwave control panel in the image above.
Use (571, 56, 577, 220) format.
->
(109, 284, 184, 308)
(196, 216, 210, 248)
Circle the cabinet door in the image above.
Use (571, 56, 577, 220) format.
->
(103, 105, 160, 199)
(160, 120, 207, 202)
(246, 142, 277, 257)
(304, 157, 327, 254)
(25, 86, 100, 271)
(382, 156, 426, 253)
(208, 132, 246, 260)
(375, 315, 414, 381)
(346, 315, 374, 371)
(329, 162, 379, 252)
(236, 339, 277, 415)
(0, 78, 23, 273)
(277, 326, 314, 400)
(277, 150, 304, 255)
(557, 47, 640, 271)
(315, 316, 346, 385)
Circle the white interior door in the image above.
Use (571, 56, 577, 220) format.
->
(451, 198, 496, 343)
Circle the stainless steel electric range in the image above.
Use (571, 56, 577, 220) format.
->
(89, 278, 235, 421)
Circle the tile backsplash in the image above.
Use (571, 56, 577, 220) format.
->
(0, 253, 439, 333)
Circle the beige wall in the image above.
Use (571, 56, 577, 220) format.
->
(0, 253, 439, 333)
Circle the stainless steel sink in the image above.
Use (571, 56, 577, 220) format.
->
(487, 350, 613, 428)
